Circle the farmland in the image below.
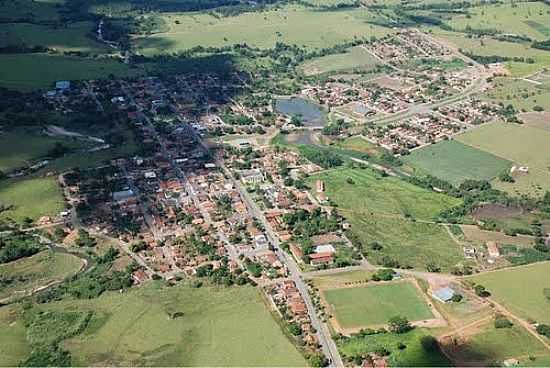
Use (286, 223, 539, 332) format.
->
(0, 54, 141, 91)
(0, 251, 83, 300)
(134, 5, 392, 55)
(403, 140, 512, 186)
(456, 122, 550, 197)
(519, 112, 550, 132)
(486, 77, 550, 112)
(308, 167, 464, 270)
(0, 177, 65, 222)
(323, 281, 434, 329)
(300, 46, 380, 76)
(467, 262, 550, 324)
(27, 284, 305, 366)
(0, 305, 30, 366)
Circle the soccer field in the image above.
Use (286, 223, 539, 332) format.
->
(323, 281, 434, 329)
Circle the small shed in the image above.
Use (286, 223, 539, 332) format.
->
(432, 287, 456, 303)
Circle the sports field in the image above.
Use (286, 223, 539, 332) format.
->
(134, 5, 391, 55)
(403, 140, 512, 186)
(456, 122, 550, 197)
(36, 284, 305, 366)
(0, 251, 83, 300)
(323, 281, 434, 329)
(0, 177, 65, 222)
(0, 54, 141, 91)
(468, 262, 550, 324)
(300, 46, 380, 76)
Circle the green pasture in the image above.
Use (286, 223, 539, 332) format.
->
(468, 262, 550, 324)
(33, 284, 305, 366)
(0, 251, 82, 300)
(0, 54, 141, 91)
(324, 281, 433, 328)
(134, 5, 392, 55)
(333, 136, 384, 157)
(0, 305, 30, 366)
(403, 140, 512, 186)
(0, 177, 65, 222)
(485, 77, 550, 113)
(300, 46, 380, 76)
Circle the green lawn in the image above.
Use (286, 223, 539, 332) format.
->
(28, 284, 306, 366)
(339, 329, 451, 367)
(324, 281, 434, 328)
(468, 262, 550, 324)
(0, 54, 141, 91)
(0, 177, 65, 222)
(456, 122, 550, 197)
(134, 5, 392, 55)
(0, 251, 83, 300)
(403, 140, 512, 186)
(300, 46, 380, 76)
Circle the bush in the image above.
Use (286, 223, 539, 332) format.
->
(420, 335, 439, 352)
(536, 324, 550, 337)
(474, 284, 491, 297)
(388, 316, 412, 334)
(494, 316, 513, 329)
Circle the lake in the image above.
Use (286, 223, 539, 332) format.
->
(274, 97, 325, 127)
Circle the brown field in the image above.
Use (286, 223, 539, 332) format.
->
(461, 225, 534, 247)
(372, 75, 413, 91)
(519, 112, 550, 132)
(471, 203, 525, 220)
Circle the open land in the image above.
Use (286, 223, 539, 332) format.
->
(300, 46, 380, 76)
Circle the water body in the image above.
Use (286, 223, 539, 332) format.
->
(274, 97, 326, 127)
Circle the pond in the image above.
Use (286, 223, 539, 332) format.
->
(274, 97, 326, 127)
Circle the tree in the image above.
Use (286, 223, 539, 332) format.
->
(74, 229, 96, 247)
(474, 284, 491, 297)
(536, 324, 550, 337)
(420, 335, 439, 352)
(494, 316, 513, 329)
(388, 316, 412, 334)
(308, 353, 328, 367)
(288, 322, 302, 336)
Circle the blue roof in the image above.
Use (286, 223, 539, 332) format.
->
(433, 287, 455, 302)
(55, 80, 71, 89)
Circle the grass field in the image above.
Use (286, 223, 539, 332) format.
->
(0, 54, 141, 91)
(12, 284, 305, 366)
(0, 305, 30, 366)
(486, 78, 550, 113)
(0, 130, 74, 173)
(339, 328, 451, 367)
(403, 140, 512, 186)
(0, 0, 60, 22)
(309, 167, 463, 270)
(324, 281, 433, 329)
(0, 22, 108, 54)
(333, 136, 384, 157)
(449, 322, 549, 365)
(300, 46, 380, 76)
(456, 122, 550, 197)
(134, 5, 392, 55)
(0, 251, 83, 300)
(468, 262, 550, 324)
(0, 177, 65, 222)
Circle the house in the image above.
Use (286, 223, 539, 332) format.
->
(316, 180, 325, 193)
(290, 244, 304, 263)
(112, 189, 135, 202)
(463, 246, 476, 259)
(55, 80, 71, 90)
(486, 241, 500, 258)
(240, 169, 265, 184)
(432, 287, 456, 303)
(309, 252, 334, 265)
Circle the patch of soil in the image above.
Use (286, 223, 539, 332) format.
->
(471, 203, 524, 220)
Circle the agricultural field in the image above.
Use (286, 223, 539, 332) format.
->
(300, 46, 380, 76)
(339, 328, 451, 367)
(456, 122, 550, 197)
(323, 281, 434, 329)
(0, 54, 141, 91)
(403, 140, 512, 186)
(468, 262, 550, 324)
(486, 77, 550, 113)
(0, 305, 30, 366)
(519, 111, 550, 132)
(460, 225, 535, 248)
(308, 167, 464, 270)
(0, 22, 108, 54)
(0, 177, 65, 222)
(444, 321, 549, 366)
(134, 5, 392, 55)
(0, 251, 83, 300)
(17, 284, 306, 366)
(447, 2, 550, 41)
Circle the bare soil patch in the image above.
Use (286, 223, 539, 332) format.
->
(471, 203, 524, 220)
(519, 112, 550, 132)
(372, 75, 413, 91)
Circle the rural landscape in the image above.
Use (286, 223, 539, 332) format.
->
(1, 0, 550, 367)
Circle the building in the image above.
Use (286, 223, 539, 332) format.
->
(112, 189, 135, 202)
(240, 169, 265, 184)
(55, 80, 71, 90)
(486, 241, 500, 258)
(432, 287, 456, 303)
(316, 180, 325, 193)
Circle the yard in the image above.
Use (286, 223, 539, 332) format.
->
(403, 140, 512, 186)
(0, 177, 65, 222)
(300, 46, 380, 76)
(28, 284, 306, 366)
(467, 261, 550, 324)
(0, 251, 83, 300)
(323, 281, 434, 329)
(456, 122, 550, 197)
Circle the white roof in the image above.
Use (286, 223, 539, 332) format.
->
(314, 244, 335, 254)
